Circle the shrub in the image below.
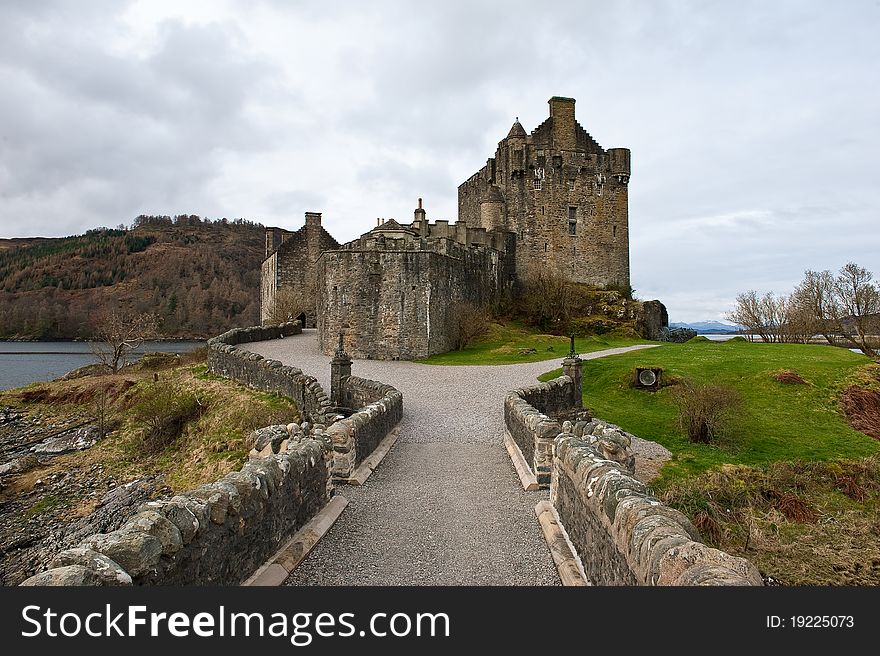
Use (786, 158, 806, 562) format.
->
(131, 381, 206, 453)
(672, 381, 742, 444)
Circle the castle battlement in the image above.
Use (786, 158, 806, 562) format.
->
(338, 199, 515, 257)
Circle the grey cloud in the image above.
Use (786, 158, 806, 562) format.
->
(1, 1, 878, 323)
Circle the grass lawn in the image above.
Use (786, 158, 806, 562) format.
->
(539, 339, 880, 483)
(418, 320, 651, 365)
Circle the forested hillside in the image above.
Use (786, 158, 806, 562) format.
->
(0, 216, 265, 339)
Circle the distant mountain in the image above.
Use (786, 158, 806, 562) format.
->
(669, 320, 743, 334)
(0, 216, 265, 340)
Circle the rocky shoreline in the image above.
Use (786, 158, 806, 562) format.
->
(0, 406, 167, 585)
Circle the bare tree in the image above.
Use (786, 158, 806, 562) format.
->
(726, 290, 760, 341)
(833, 262, 880, 358)
(267, 285, 313, 326)
(726, 290, 783, 342)
(446, 301, 490, 351)
(782, 288, 819, 344)
(90, 307, 159, 373)
(792, 270, 837, 344)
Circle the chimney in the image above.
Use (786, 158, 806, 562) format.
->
(548, 96, 577, 151)
(305, 211, 322, 230)
(414, 197, 427, 236)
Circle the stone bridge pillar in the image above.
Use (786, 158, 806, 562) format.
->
(331, 333, 351, 408)
(562, 334, 583, 409)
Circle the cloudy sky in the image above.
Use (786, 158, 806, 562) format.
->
(1, 1, 878, 322)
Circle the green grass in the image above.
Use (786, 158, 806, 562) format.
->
(418, 320, 651, 365)
(539, 339, 880, 483)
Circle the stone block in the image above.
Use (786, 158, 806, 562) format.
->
(21, 565, 103, 586)
(50, 548, 132, 585)
(81, 530, 163, 578)
(657, 541, 763, 586)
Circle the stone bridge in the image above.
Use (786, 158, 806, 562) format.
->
(245, 329, 659, 585)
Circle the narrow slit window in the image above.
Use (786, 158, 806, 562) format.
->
(568, 207, 577, 235)
(613, 225, 617, 238)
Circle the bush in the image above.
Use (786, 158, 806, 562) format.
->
(131, 381, 206, 453)
(672, 381, 742, 443)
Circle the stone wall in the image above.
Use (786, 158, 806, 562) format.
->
(551, 432, 763, 586)
(504, 375, 578, 487)
(207, 322, 333, 424)
(317, 239, 510, 360)
(326, 377, 404, 479)
(21, 438, 333, 586)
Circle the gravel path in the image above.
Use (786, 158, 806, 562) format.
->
(246, 331, 658, 585)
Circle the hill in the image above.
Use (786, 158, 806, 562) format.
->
(0, 216, 265, 340)
(669, 320, 742, 333)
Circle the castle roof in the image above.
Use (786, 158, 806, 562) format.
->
(506, 119, 527, 139)
(368, 219, 417, 236)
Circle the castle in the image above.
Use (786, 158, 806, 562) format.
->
(261, 97, 652, 360)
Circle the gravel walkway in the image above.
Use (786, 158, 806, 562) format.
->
(246, 331, 658, 585)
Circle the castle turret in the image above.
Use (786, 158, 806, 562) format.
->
(479, 184, 505, 230)
(608, 148, 631, 185)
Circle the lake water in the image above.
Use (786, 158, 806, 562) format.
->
(698, 334, 864, 354)
(0, 341, 205, 391)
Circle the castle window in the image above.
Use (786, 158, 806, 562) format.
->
(540, 206, 545, 215)
(533, 178, 542, 191)
(568, 207, 577, 235)
(567, 179, 575, 191)
(519, 230, 524, 241)
(613, 225, 617, 238)
(544, 242, 548, 252)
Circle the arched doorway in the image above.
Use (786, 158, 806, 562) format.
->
(296, 312, 307, 328)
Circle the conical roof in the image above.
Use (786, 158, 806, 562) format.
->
(506, 119, 527, 139)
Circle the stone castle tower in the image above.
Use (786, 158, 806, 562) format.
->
(458, 97, 631, 289)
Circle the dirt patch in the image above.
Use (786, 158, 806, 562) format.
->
(774, 370, 808, 385)
(839, 385, 880, 440)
